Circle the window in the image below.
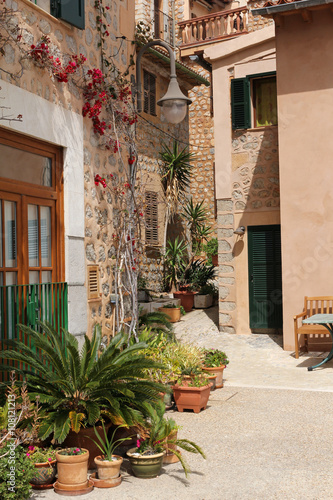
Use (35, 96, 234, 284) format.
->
(144, 71, 157, 116)
(32, 0, 85, 29)
(145, 191, 158, 245)
(231, 74, 277, 130)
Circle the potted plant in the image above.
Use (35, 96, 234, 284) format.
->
(173, 372, 212, 413)
(27, 446, 57, 490)
(204, 237, 218, 266)
(0, 322, 166, 469)
(194, 283, 218, 309)
(158, 303, 181, 323)
(127, 402, 206, 478)
(88, 423, 133, 487)
(202, 348, 229, 389)
(55, 447, 92, 493)
(161, 416, 206, 475)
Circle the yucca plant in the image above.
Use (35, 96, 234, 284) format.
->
(182, 198, 212, 254)
(0, 322, 165, 443)
(164, 236, 188, 291)
(159, 141, 196, 253)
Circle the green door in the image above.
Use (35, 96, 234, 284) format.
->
(248, 225, 282, 329)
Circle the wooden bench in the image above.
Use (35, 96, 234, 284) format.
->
(294, 296, 333, 358)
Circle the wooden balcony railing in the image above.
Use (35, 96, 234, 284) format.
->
(178, 7, 248, 47)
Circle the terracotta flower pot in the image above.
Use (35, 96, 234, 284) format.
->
(55, 449, 89, 491)
(173, 291, 195, 312)
(163, 430, 179, 464)
(207, 374, 217, 391)
(211, 254, 218, 266)
(158, 306, 181, 322)
(94, 455, 122, 480)
(172, 383, 212, 413)
(30, 460, 57, 487)
(63, 423, 111, 469)
(126, 448, 164, 478)
(202, 365, 226, 388)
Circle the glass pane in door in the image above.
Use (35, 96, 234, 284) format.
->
(28, 205, 39, 267)
(40, 206, 51, 267)
(4, 201, 16, 268)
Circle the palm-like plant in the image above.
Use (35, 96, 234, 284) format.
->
(0, 322, 165, 443)
(159, 141, 196, 252)
(136, 401, 206, 477)
(164, 236, 188, 291)
(182, 198, 212, 254)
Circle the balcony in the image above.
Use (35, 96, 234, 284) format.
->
(154, 8, 175, 48)
(178, 7, 248, 49)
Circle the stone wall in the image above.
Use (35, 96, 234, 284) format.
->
(248, 1, 274, 32)
(232, 127, 279, 212)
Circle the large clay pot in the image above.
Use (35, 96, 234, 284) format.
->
(30, 460, 57, 487)
(158, 306, 181, 322)
(94, 455, 122, 480)
(172, 383, 212, 413)
(202, 365, 226, 388)
(63, 423, 111, 469)
(173, 291, 195, 312)
(55, 448, 89, 491)
(126, 448, 164, 478)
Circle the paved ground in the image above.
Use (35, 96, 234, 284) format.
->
(31, 307, 333, 500)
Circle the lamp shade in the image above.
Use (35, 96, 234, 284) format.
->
(157, 76, 192, 124)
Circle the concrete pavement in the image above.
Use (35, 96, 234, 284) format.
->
(31, 306, 333, 500)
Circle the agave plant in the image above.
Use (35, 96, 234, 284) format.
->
(0, 322, 165, 443)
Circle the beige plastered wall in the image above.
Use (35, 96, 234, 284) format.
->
(205, 26, 280, 336)
(275, 8, 333, 350)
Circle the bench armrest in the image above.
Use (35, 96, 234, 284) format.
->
(294, 311, 307, 321)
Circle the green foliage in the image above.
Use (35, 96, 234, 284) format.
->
(180, 259, 216, 291)
(136, 401, 206, 477)
(180, 305, 186, 315)
(198, 283, 218, 297)
(0, 444, 35, 500)
(27, 446, 56, 463)
(182, 198, 212, 253)
(57, 447, 86, 456)
(204, 237, 218, 257)
(160, 141, 195, 211)
(202, 348, 229, 368)
(0, 322, 165, 443)
(88, 423, 133, 461)
(176, 374, 210, 388)
(164, 236, 188, 291)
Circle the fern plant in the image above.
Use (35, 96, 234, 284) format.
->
(0, 322, 165, 443)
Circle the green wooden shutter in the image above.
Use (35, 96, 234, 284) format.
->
(231, 78, 251, 130)
(51, 0, 85, 30)
(248, 225, 283, 329)
(143, 71, 156, 116)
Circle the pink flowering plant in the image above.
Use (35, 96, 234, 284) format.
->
(26, 446, 56, 465)
(58, 447, 86, 456)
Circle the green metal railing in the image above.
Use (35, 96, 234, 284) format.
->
(0, 282, 68, 381)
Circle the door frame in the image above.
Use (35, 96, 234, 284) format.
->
(0, 128, 64, 284)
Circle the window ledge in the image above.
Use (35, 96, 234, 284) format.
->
(20, 0, 73, 31)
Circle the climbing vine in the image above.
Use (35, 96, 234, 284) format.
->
(0, 1, 148, 340)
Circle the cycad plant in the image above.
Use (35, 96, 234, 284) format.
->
(0, 322, 165, 443)
(159, 141, 196, 253)
(136, 401, 206, 477)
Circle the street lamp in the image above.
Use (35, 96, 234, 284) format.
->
(136, 40, 192, 124)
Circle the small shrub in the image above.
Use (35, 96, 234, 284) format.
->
(0, 444, 35, 500)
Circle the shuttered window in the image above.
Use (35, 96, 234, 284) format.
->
(144, 71, 157, 116)
(51, 0, 85, 30)
(145, 191, 158, 245)
(231, 74, 277, 130)
(231, 78, 251, 130)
